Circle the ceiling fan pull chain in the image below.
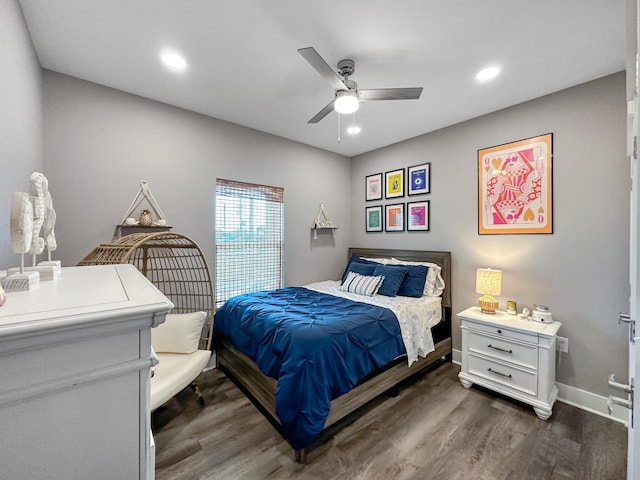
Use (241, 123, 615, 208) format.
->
(337, 113, 341, 143)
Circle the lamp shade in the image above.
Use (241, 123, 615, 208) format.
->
(476, 268, 502, 296)
(334, 90, 359, 114)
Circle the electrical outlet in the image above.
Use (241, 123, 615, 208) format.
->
(556, 336, 569, 353)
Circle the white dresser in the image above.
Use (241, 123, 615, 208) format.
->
(458, 306, 561, 420)
(0, 265, 173, 480)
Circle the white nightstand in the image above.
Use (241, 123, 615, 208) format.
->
(458, 306, 561, 420)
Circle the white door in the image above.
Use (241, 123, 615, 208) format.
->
(610, 3, 640, 478)
(624, 2, 640, 476)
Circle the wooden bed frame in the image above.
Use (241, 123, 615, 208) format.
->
(214, 248, 452, 462)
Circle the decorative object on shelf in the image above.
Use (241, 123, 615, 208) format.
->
(385, 203, 404, 232)
(311, 202, 338, 239)
(120, 180, 170, 228)
(138, 208, 153, 227)
(365, 173, 383, 201)
(407, 200, 430, 231)
(365, 205, 383, 232)
(408, 162, 431, 195)
(476, 268, 502, 314)
(478, 133, 553, 234)
(506, 300, 517, 315)
(0, 283, 5, 306)
(385, 168, 404, 199)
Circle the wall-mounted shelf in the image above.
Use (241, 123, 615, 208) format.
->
(311, 202, 338, 240)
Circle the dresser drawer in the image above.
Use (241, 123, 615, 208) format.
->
(465, 320, 538, 345)
(468, 331, 538, 370)
(467, 354, 537, 397)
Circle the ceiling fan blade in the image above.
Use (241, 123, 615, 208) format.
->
(308, 100, 335, 124)
(298, 47, 348, 91)
(358, 87, 423, 101)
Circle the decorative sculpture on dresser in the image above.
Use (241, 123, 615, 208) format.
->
(3, 172, 60, 291)
(28, 172, 47, 266)
(2, 192, 40, 291)
(36, 173, 60, 273)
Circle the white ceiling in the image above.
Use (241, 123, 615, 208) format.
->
(18, 0, 626, 157)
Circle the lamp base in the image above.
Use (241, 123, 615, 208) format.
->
(478, 295, 498, 314)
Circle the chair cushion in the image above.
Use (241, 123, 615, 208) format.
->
(152, 311, 206, 354)
(150, 350, 211, 411)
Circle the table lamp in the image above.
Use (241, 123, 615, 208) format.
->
(476, 268, 502, 314)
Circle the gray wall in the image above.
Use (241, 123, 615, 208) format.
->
(0, 0, 43, 268)
(351, 72, 628, 396)
(42, 72, 351, 286)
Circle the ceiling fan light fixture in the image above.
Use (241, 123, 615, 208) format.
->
(334, 90, 359, 114)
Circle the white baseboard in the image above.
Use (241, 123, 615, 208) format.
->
(451, 348, 628, 425)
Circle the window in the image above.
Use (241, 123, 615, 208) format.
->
(215, 178, 284, 308)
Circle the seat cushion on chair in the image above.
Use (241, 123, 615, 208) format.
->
(150, 349, 211, 411)
(152, 311, 207, 354)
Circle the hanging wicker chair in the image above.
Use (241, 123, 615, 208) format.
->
(77, 232, 214, 350)
(77, 232, 214, 410)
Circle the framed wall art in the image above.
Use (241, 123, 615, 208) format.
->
(408, 163, 430, 195)
(478, 133, 553, 235)
(407, 200, 430, 231)
(385, 203, 404, 232)
(365, 205, 383, 232)
(365, 173, 383, 201)
(385, 168, 404, 199)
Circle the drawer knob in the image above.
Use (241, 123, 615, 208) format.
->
(488, 344, 512, 354)
(487, 368, 512, 379)
(497, 329, 502, 334)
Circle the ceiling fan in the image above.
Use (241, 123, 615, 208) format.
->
(298, 47, 423, 124)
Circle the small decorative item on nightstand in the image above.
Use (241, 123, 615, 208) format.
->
(476, 268, 502, 314)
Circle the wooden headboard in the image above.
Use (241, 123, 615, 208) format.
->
(348, 248, 452, 309)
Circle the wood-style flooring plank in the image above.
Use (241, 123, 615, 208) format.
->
(152, 363, 626, 480)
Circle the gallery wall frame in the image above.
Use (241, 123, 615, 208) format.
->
(385, 203, 405, 232)
(365, 205, 383, 232)
(385, 168, 404, 199)
(407, 200, 430, 231)
(365, 173, 383, 201)
(407, 163, 430, 195)
(478, 133, 553, 235)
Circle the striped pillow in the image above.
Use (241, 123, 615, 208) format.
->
(340, 271, 384, 296)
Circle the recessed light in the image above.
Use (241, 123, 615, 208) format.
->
(476, 66, 500, 82)
(161, 51, 187, 72)
(347, 126, 361, 135)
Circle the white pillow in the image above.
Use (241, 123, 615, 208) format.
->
(152, 311, 207, 354)
(360, 257, 391, 265)
(390, 258, 445, 297)
(340, 271, 384, 296)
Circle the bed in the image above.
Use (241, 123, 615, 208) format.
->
(214, 247, 452, 462)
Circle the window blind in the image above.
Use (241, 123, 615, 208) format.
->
(215, 178, 284, 308)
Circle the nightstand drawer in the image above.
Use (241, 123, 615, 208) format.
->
(468, 354, 537, 396)
(468, 331, 538, 369)
(466, 320, 538, 345)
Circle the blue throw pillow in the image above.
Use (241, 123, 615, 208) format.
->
(386, 264, 429, 298)
(373, 264, 408, 297)
(340, 255, 381, 283)
(345, 262, 376, 281)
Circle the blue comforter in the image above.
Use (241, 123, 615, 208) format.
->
(214, 287, 405, 449)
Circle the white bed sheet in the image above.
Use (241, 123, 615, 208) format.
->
(304, 280, 442, 366)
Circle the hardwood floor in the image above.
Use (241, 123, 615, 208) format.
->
(152, 362, 626, 480)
